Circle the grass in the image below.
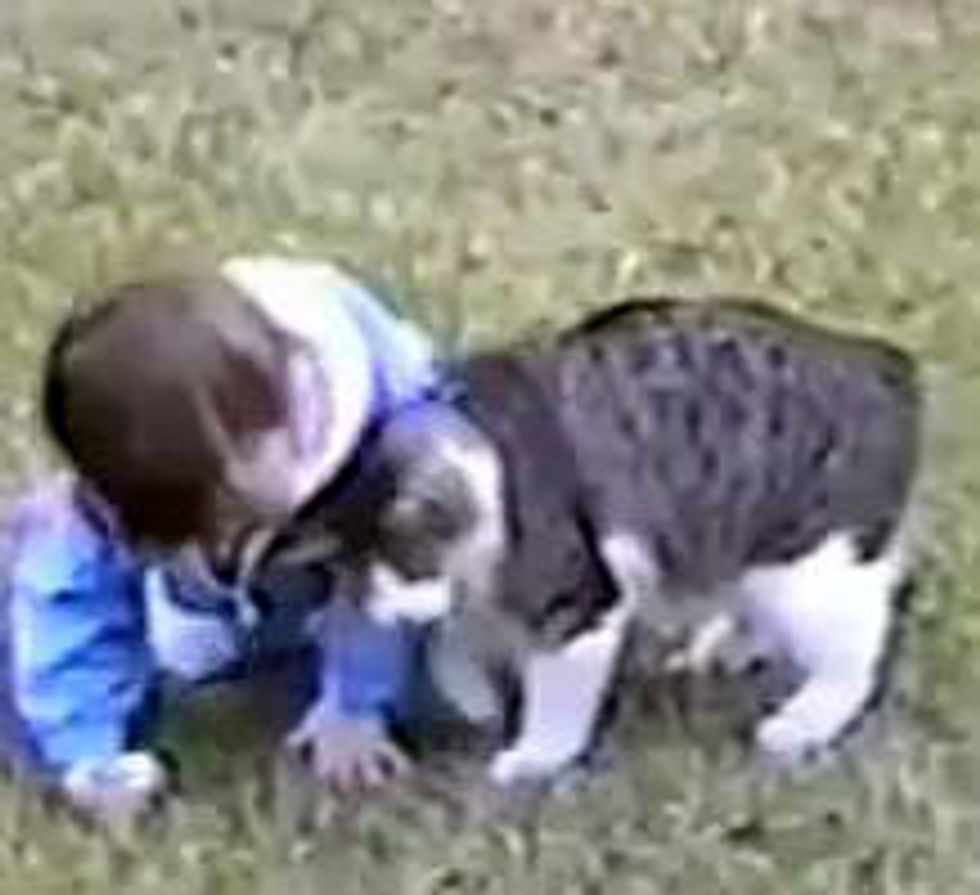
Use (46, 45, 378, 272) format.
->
(1, 0, 980, 890)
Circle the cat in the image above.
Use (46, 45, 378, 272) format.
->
(270, 297, 922, 785)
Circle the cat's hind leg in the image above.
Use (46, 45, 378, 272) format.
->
(740, 532, 907, 765)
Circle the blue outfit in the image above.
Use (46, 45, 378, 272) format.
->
(0, 270, 442, 779)
(2, 486, 154, 774)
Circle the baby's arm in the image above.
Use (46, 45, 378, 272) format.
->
(7, 495, 163, 828)
(288, 599, 424, 790)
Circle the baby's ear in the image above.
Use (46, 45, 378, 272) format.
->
(224, 426, 302, 518)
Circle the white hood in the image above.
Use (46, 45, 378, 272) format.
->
(220, 255, 377, 511)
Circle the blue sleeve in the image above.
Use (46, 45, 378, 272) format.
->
(337, 279, 440, 407)
(314, 601, 423, 723)
(308, 274, 437, 721)
(8, 506, 154, 772)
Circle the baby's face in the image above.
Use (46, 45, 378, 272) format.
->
(131, 486, 283, 602)
(187, 412, 319, 586)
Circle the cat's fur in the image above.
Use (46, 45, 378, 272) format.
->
(274, 297, 922, 784)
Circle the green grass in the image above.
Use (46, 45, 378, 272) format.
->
(2, 0, 980, 890)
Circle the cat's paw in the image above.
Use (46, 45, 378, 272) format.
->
(489, 745, 569, 786)
(754, 715, 822, 767)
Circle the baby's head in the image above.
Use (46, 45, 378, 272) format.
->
(42, 273, 315, 567)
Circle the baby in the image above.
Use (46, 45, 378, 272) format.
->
(0, 257, 455, 830)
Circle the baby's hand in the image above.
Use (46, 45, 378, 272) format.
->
(286, 702, 410, 792)
(62, 752, 168, 837)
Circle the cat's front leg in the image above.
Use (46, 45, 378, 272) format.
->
(489, 604, 629, 785)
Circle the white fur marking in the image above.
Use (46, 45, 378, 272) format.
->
(439, 437, 506, 600)
(664, 612, 738, 675)
(598, 531, 659, 612)
(741, 532, 905, 764)
(367, 563, 454, 625)
(489, 605, 629, 785)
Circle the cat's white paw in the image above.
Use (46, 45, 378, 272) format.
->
(489, 746, 568, 786)
(664, 614, 735, 675)
(754, 714, 822, 767)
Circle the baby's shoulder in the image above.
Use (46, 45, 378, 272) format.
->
(5, 477, 131, 595)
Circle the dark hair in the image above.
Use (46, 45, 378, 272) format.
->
(42, 275, 293, 547)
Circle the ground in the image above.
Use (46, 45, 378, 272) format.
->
(1, 0, 979, 891)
